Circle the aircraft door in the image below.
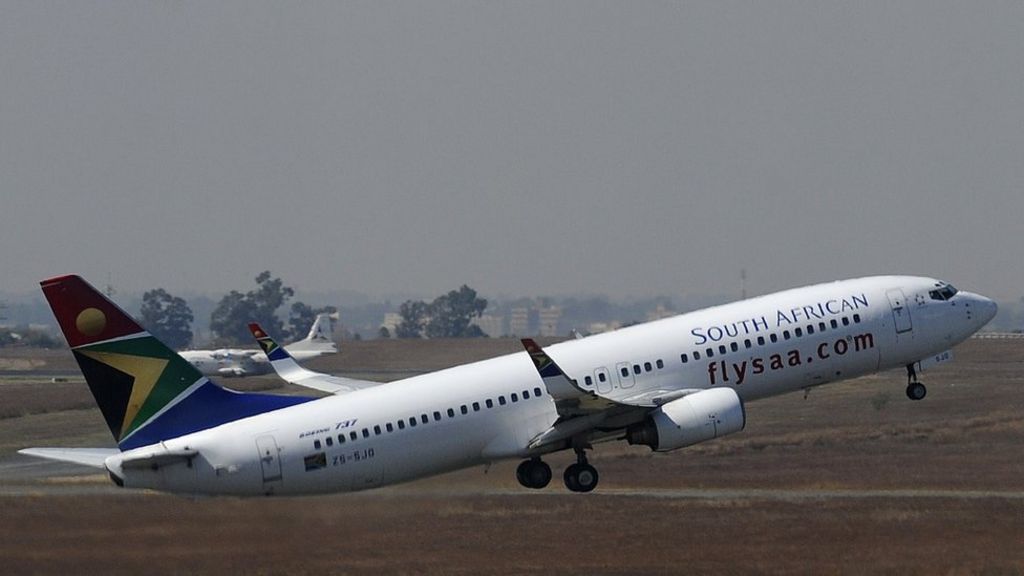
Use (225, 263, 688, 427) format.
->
(594, 367, 613, 394)
(255, 435, 283, 490)
(886, 289, 913, 334)
(615, 362, 635, 389)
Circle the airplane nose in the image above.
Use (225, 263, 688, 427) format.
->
(964, 292, 998, 326)
(979, 296, 998, 324)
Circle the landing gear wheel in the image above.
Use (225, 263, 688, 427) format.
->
(906, 382, 927, 401)
(563, 463, 599, 493)
(516, 458, 551, 489)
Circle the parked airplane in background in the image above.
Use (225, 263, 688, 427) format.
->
(21, 274, 995, 496)
(180, 313, 336, 377)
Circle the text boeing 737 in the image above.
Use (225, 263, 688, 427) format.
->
(20, 274, 995, 495)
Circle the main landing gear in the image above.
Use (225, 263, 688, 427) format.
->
(516, 457, 552, 489)
(906, 363, 927, 401)
(515, 448, 600, 493)
(563, 448, 599, 493)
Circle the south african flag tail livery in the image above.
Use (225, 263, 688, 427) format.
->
(32, 275, 313, 452)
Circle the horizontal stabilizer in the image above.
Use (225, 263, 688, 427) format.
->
(19, 447, 118, 468)
(119, 447, 198, 470)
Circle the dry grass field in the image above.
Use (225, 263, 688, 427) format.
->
(0, 338, 1022, 575)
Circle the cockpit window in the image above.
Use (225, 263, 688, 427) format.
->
(928, 283, 959, 301)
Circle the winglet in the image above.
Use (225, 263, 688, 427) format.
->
(520, 338, 614, 417)
(249, 322, 373, 394)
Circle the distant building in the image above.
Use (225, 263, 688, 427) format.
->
(537, 306, 562, 337)
(472, 314, 505, 338)
(645, 304, 676, 323)
(587, 321, 621, 335)
(381, 312, 402, 336)
(509, 307, 535, 336)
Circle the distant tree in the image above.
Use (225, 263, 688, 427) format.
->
(377, 326, 391, 339)
(425, 285, 488, 338)
(209, 272, 295, 345)
(139, 288, 194, 349)
(288, 302, 337, 341)
(395, 300, 429, 338)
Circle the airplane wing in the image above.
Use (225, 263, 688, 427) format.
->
(249, 323, 381, 395)
(18, 447, 119, 468)
(520, 339, 705, 450)
(521, 338, 617, 417)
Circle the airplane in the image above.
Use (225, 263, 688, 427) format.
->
(180, 313, 336, 377)
(19, 274, 995, 496)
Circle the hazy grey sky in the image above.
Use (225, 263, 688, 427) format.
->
(2, 2, 1022, 302)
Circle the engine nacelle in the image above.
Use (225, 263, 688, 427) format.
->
(626, 387, 745, 452)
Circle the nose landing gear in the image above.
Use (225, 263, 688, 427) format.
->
(906, 364, 927, 401)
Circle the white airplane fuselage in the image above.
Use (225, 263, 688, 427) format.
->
(105, 276, 995, 495)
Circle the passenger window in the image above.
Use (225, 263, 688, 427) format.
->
(598, 372, 607, 382)
(842, 317, 850, 326)
(585, 375, 593, 386)
(447, 408, 455, 418)
(473, 402, 480, 411)
(511, 393, 519, 402)
(853, 313, 861, 323)
(717, 345, 726, 355)
(633, 365, 641, 375)
(706, 348, 714, 358)
(461, 405, 468, 414)
(397, 420, 405, 430)
(807, 325, 814, 335)
(486, 399, 494, 409)
(783, 330, 791, 340)
(656, 359, 664, 369)
(534, 387, 542, 397)
(409, 418, 417, 428)
(325, 437, 333, 447)
(499, 396, 507, 406)
(373, 425, 381, 435)
(757, 336, 765, 346)
(338, 434, 346, 444)
(522, 390, 530, 399)
(819, 322, 827, 332)
(386, 423, 394, 433)
(350, 431, 358, 441)
(362, 428, 370, 438)
(730, 342, 738, 352)
(770, 333, 778, 343)
(314, 440, 322, 450)
(795, 328, 803, 337)
(681, 353, 688, 363)
(693, 351, 701, 360)
(744, 339, 752, 349)
(644, 362, 652, 372)
(421, 414, 429, 424)
(433, 411, 441, 421)
(831, 319, 838, 329)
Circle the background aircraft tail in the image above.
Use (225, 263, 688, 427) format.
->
(285, 312, 338, 353)
(40, 275, 313, 451)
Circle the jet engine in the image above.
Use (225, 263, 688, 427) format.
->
(626, 387, 745, 452)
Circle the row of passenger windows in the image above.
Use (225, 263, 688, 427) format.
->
(312, 386, 546, 450)
(581, 358, 666, 387)
(680, 314, 862, 364)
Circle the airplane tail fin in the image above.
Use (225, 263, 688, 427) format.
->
(40, 275, 314, 451)
(285, 312, 337, 353)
